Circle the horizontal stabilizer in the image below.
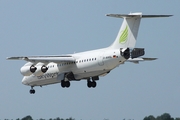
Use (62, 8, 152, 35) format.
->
(106, 13, 173, 18)
(127, 57, 157, 64)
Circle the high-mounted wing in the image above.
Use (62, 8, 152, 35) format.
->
(7, 55, 76, 63)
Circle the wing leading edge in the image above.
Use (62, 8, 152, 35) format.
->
(7, 55, 75, 63)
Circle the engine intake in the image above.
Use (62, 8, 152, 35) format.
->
(30, 65, 37, 73)
(41, 65, 48, 73)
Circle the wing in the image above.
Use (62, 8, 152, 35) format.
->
(7, 55, 76, 63)
(127, 58, 157, 64)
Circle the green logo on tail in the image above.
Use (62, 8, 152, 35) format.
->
(119, 25, 128, 44)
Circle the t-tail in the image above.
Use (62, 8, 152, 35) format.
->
(107, 12, 172, 49)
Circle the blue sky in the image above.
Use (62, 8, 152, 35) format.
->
(0, 1, 179, 120)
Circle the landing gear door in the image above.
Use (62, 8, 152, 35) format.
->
(57, 73, 65, 81)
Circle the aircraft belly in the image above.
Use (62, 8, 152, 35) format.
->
(26, 77, 60, 86)
(74, 69, 110, 79)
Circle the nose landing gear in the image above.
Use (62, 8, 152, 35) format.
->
(29, 86, 35, 94)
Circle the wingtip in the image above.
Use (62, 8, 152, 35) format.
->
(6, 57, 14, 60)
(163, 15, 173, 17)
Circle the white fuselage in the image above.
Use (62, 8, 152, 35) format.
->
(22, 48, 126, 86)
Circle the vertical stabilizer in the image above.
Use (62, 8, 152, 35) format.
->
(107, 12, 142, 49)
(107, 13, 172, 49)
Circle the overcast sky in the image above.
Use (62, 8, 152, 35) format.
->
(0, 1, 179, 120)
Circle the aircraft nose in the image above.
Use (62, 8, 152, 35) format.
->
(22, 77, 28, 85)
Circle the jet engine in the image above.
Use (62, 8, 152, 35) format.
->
(20, 62, 48, 76)
(20, 62, 37, 76)
(33, 63, 48, 76)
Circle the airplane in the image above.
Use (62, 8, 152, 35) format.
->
(7, 12, 172, 94)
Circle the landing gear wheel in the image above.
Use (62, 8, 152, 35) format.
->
(87, 81, 97, 88)
(87, 81, 92, 88)
(65, 81, 70, 88)
(61, 80, 70, 88)
(61, 80, 66, 88)
(29, 87, 35, 94)
(92, 81, 97, 88)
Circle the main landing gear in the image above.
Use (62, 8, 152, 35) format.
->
(29, 86, 35, 94)
(28, 79, 97, 93)
(61, 80, 70, 88)
(87, 80, 97, 88)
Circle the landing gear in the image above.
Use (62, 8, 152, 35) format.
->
(61, 80, 70, 88)
(87, 80, 97, 88)
(29, 86, 35, 94)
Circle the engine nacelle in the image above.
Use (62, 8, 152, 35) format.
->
(20, 62, 37, 76)
(121, 48, 130, 59)
(33, 63, 48, 76)
(20, 62, 48, 76)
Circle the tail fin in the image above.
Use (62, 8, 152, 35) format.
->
(107, 12, 172, 49)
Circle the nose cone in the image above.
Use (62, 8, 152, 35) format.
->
(22, 77, 28, 85)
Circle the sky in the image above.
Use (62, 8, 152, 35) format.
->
(0, 0, 180, 120)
